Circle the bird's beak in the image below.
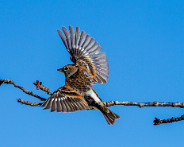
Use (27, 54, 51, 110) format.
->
(57, 68, 64, 73)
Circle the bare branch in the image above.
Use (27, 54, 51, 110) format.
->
(103, 101, 184, 108)
(0, 79, 46, 101)
(154, 115, 184, 125)
(2, 78, 184, 125)
(2, 79, 184, 108)
(33, 80, 52, 95)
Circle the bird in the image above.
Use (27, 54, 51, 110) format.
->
(42, 25, 120, 125)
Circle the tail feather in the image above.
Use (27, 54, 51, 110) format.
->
(98, 106, 120, 125)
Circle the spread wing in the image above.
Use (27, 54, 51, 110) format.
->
(57, 25, 109, 84)
(42, 86, 89, 112)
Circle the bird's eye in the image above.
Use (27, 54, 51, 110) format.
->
(64, 67, 69, 71)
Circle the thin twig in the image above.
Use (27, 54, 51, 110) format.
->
(33, 80, 52, 95)
(0, 79, 46, 101)
(17, 98, 42, 106)
(154, 115, 184, 125)
(103, 101, 184, 108)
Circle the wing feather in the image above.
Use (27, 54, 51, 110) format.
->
(45, 99, 52, 109)
(51, 99, 57, 112)
(57, 25, 109, 84)
(69, 25, 75, 49)
(75, 27, 80, 49)
(78, 31, 86, 49)
(82, 35, 91, 50)
(57, 98, 62, 112)
(84, 38, 95, 50)
(57, 29, 68, 49)
(42, 86, 89, 112)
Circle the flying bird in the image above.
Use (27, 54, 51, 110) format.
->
(42, 25, 120, 125)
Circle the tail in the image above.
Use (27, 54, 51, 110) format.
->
(98, 105, 120, 125)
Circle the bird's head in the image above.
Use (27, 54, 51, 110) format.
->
(57, 64, 79, 78)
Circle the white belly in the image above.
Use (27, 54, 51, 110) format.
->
(85, 89, 101, 103)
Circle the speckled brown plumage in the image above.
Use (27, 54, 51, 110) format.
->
(42, 26, 119, 125)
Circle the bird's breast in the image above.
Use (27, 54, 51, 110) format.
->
(66, 76, 90, 93)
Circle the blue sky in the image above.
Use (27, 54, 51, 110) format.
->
(0, 0, 184, 146)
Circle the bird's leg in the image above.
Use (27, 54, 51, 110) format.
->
(17, 98, 43, 106)
(33, 80, 52, 95)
